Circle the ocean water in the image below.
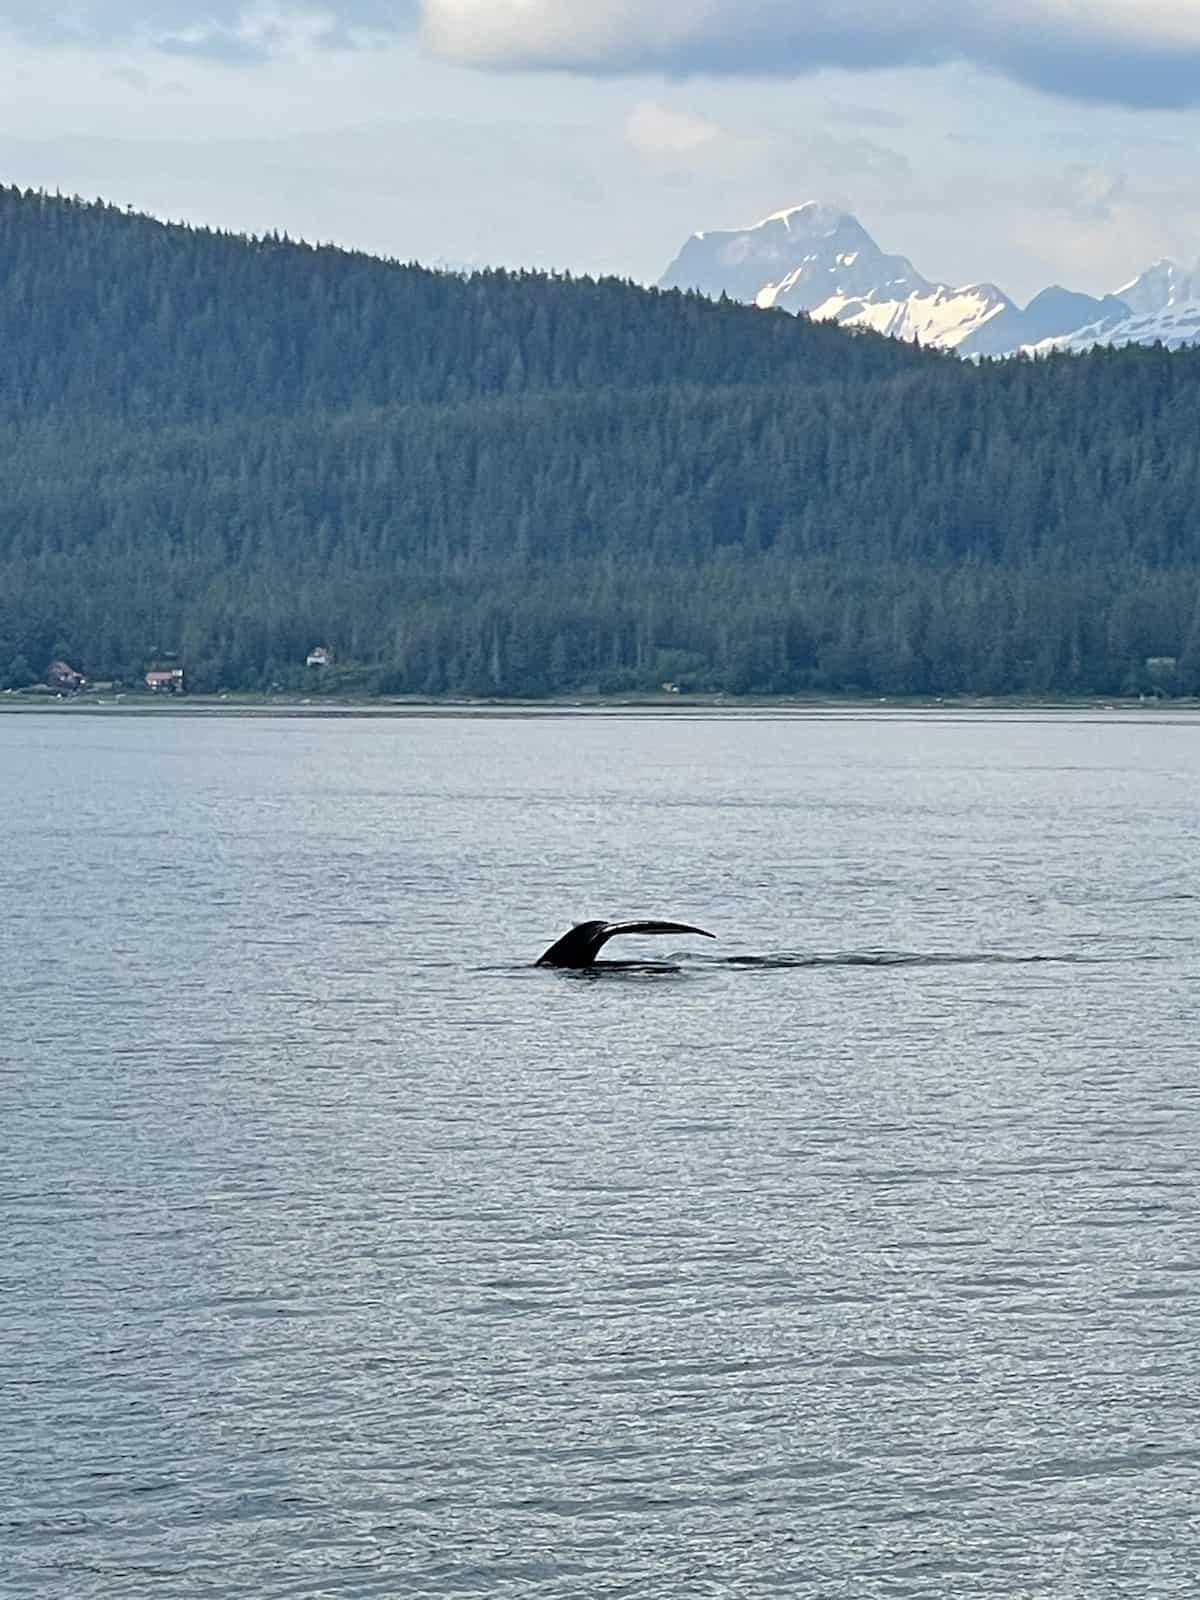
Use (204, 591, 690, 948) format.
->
(2, 707, 1198, 1598)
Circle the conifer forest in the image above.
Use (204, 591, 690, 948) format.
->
(1, 185, 1198, 697)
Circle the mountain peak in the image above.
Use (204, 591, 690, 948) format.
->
(1113, 257, 1199, 316)
(695, 201, 842, 245)
(755, 201, 851, 231)
(661, 203, 925, 316)
(661, 202, 1200, 357)
(659, 206, 1035, 351)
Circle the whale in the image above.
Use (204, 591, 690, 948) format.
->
(537, 919, 715, 968)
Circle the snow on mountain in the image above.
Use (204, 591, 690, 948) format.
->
(1016, 286, 1132, 347)
(1026, 298, 1200, 356)
(1113, 259, 1200, 316)
(658, 203, 1199, 358)
(661, 203, 918, 308)
(659, 202, 1013, 352)
(1024, 257, 1200, 355)
(805, 281, 1020, 352)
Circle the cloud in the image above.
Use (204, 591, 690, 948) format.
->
(6, 0, 1200, 110)
(420, 0, 1200, 111)
(822, 102, 911, 133)
(0, 2, 237, 45)
(625, 101, 723, 161)
(620, 98, 910, 215)
(0, 1, 414, 52)
(1053, 165, 1129, 225)
(156, 26, 276, 64)
(1001, 162, 1200, 293)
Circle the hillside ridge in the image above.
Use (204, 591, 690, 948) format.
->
(1, 186, 1199, 700)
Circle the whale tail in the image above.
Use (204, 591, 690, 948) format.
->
(537, 919, 715, 968)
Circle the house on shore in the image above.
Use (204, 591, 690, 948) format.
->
(145, 667, 185, 694)
(306, 646, 333, 668)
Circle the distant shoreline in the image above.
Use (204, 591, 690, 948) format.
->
(4, 692, 1199, 720)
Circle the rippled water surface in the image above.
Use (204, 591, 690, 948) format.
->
(3, 709, 1199, 1597)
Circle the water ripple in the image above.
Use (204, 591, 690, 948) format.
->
(2, 710, 1199, 1598)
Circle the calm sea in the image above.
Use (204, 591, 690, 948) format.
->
(2, 709, 1198, 1598)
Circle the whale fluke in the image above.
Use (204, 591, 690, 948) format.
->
(537, 919, 715, 968)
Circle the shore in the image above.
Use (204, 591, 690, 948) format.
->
(3, 690, 1199, 719)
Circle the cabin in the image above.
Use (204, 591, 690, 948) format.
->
(145, 667, 185, 694)
(46, 659, 86, 693)
(306, 646, 333, 668)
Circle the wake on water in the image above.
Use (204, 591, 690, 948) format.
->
(697, 950, 1110, 970)
(496, 949, 1151, 978)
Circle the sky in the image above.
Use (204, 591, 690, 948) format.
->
(1, 3, 1199, 303)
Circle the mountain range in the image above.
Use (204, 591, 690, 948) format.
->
(658, 203, 1200, 357)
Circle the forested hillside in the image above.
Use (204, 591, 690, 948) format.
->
(1, 185, 1198, 697)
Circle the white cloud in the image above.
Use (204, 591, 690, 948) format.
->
(1055, 165, 1129, 225)
(0, 1, 410, 50)
(624, 101, 721, 160)
(421, 0, 1200, 109)
(1025, 164, 1200, 287)
(6, 2, 1200, 108)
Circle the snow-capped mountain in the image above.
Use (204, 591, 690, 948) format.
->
(659, 203, 1018, 353)
(1016, 286, 1132, 349)
(658, 203, 1197, 357)
(1028, 258, 1200, 355)
(1114, 258, 1200, 316)
(1028, 301, 1200, 356)
(663, 204, 924, 314)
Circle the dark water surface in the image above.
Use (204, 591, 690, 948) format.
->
(3, 710, 1198, 1597)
